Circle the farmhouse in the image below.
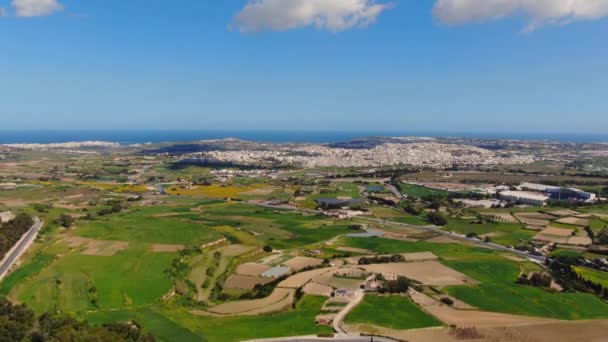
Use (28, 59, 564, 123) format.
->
(0, 211, 15, 223)
(332, 288, 354, 298)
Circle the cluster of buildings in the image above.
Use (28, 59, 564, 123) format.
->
(196, 142, 534, 168)
(498, 182, 597, 206)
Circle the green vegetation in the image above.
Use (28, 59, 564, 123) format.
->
(444, 259, 608, 320)
(0, 253, 54, 296)
(346, 295, 442, 330)
(574, 267, 608, 288)
(398, 183, 448, 199)
(13, 245, 174, 313)
(87, 296, 331, 342)
(76, 206, 222, 245)
(445, 217, 535, 246)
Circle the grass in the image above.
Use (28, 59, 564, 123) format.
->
(341, 236, 500, 261)
(0, 253, 55, 296)
(86, 296, 331, 342)
(574, 266, 608, 288)
(445, 218, 535, 246)
(13, 245, 174, 313)
(166, 184, 265, 199)
(444, 259, 608, 320)
(346, 295, 443, 330)
(76, 206, 222, 245)
(398, 183, 448, 199)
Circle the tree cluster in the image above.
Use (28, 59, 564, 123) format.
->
(0, 297, 155, 342)
(548, 259, 608, 299)
(427, 212, 447, 226)
(358, 254, 405, 265)
(378, 276, 411, 294)
(516, 273, 552, 288)
(0, 213, 34, 259)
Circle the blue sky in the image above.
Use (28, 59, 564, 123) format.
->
(1, 0, 607, 133)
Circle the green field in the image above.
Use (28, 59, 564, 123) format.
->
(86, 296, 332, 342)
(444, 259, 608, 320)
(13, 245, 174, 313)
(341, 236, 499, 261)
(398, 183, 448, 199)
(0, 253, 54, 296)
(76, 206, 223, 245)
(445, 218, 535, 246)
(574, 266, 608, 288)
(346, 295, 442, 330)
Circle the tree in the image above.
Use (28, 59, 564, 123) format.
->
(263, 245, 273, 253)
(598, 229, 608, 244)
(54, 214, 74, 229)
(427, 212, 447, 226)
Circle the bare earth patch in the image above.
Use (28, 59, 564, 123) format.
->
(283, 256, 323, 272)
(566, 236, 592, 246)
(546, 209, 580, 217)
(425, 235, 458, 244)
(219, 244, 257, 257)
(540, 226, 574, 236)
(278, 267, 338, 288)
(207, 288, 294, 315)
(361, 261, 476, 287)
(409, 290, 555, 328)
(151, 244, 185, 253)
(224, 274, 273, 290)
(302, 282, 333, 297)
(557, 217, 590, 227)
(235, 262, 272, 277)
(65, 236, 128, 256)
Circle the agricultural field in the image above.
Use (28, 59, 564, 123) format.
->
(346, 295, 443, 330)
(3, 145, 608, 342)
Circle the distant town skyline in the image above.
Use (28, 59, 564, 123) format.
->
(2, 0, 608, 132)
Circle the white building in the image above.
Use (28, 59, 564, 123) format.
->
(0, 211, 15, 223)
(499, 191, 549, 206)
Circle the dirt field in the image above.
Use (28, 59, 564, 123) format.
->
(336, 247, 373, 254)
(65, 236, 128, 256)
(219, 244, 257, 257)
(540, 227, 574, 236)
(235, 262, 272, 276)
(346, 252, 438, 265)
(425, 236, 458, 244)
(283, 256, 323, 272)
(514, 214, 550, 226)
(224, 274, 273, 290)
(533, 234, 569, 244)
(302, 282, 333, 296)
(487, 213, 518, 223)
(278, 267, 338, 288)
(207, 288, 294, 315)
(361, 261, 476, 286)
(312, 272, 364, 290)
(565, 236, 593, 246)
(151, 244, 185, 253)
(348, 320, 608, 342)
(546, 209, 580, 217)
(409, 290, 555, 328)
(557, 217, 590, 226)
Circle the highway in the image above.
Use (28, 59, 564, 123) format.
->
(0, 217, 43, 280)
(248, 336, 396, 342)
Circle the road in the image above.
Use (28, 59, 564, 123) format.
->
(0, 217, 43, 280)
(332, 289, 365, 335)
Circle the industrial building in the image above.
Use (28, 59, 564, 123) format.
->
(519, 182, 597, 203)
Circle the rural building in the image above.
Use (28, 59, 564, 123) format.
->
(0, 211, 15, 223)
(332, 288, 354, 298)
(261, 265, 290, 279)
(499, 191, 549, 206)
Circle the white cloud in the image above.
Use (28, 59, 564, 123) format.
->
(12, 0, 63, 17)
(433, 0, 608, 31)
(231, 0, 393, 32)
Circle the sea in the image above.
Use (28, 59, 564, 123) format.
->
(0, 130, 606, 145)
